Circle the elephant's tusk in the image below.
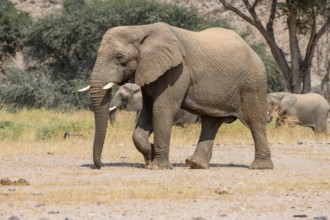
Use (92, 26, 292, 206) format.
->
(78, 85, 90, 92)
(103, 83, 114, 90)
(109, 106, 117, 111)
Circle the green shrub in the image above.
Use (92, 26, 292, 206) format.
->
(0, 66, 55, 109)
(35, 120, 91, 140)
(0, 120, 26, 139)
(0, 0, 31, 60)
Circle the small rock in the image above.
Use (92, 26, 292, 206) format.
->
(8, 216, 21, 220)
(17, 178, 29, 186)
(293, 214, 308, 218)
(1, 178, 11, 185)
(215, 186, 232, 194)
(48, 210, 60, 214)
(0, 177, 29, 186)
(35, 203, 46, 207)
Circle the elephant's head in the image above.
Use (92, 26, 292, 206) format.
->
(266, 92, 286, 123)
(108, 83, 142, 125)
(110, 83, 142, 112)
(88, 22, 185, 168)
(268, 104, 280, 120)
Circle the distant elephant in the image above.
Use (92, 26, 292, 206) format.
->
(83, 22, 273, 170)
(109, 83, 200, 126)
(267, 92, 330, 133)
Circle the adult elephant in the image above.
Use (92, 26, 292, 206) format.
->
(267, 92, 330, 133)
(109, 83, 200, 126)
(85, 22, 273, 170)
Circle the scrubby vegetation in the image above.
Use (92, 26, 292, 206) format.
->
(0, 109, 327, 144)
(0, 0, 285, 111)
(0, 0, 30, 60)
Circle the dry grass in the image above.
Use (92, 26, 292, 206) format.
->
(1, 108, 328, 144)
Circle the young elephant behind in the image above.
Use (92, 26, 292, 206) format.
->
(109, 83, 200, 126)
(267, 92, 330, 133)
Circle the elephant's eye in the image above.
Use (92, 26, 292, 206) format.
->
(115, 53, 125, 64)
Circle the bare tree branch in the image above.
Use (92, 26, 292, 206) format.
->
(251, 0, 260, 10)
(242, 0, 264, 32)
(219, 0, 255, 26)
(302, 15, 330, 72)
(266, 0, 277, 41)
(302, 6, 317, 72)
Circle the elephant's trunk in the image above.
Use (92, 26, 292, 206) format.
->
(90, 79, 112, 169)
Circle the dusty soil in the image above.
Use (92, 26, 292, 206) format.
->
(0, 139, 329, 220)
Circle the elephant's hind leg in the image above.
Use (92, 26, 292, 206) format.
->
(245, 121, 274, 169)
(240, 96, 274, 169)
(186, 116, 223, 169)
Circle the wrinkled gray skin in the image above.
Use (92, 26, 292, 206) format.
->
(90, 22, 273, 170)
(109, 83, 200, 126)
(267, 92, 330, 133)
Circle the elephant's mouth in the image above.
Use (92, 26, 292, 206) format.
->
(118, 77, 131, 86)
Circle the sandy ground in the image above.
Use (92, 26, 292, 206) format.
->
(0, 140, 330, 220)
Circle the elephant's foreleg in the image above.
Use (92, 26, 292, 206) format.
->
(132, 104, 153, 166)
(146, 107, 175, 170)
(314, 114, 328, 134)
(186, 116, 223, 169)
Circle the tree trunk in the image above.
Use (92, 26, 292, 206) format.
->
(302, 67, 311, 93)
(322, 70, 330, 102)
(287, 2, 304, 93)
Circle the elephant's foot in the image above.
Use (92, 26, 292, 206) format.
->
(143, 156, 151, 167)
(141, 150, 154, 168)
(250, 157, 274, 170)
(185, 156, 209, 169)
(147, 158, 173, 170)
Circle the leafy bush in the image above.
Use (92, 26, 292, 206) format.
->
(0, 65, 91, 110)
(0, 0, 31, 60)
(0, 120, 26, 139)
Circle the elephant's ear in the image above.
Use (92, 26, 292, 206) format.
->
(135, 23, 185, 86)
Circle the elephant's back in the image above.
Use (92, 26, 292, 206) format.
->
(173, 27, 265, 76)
(297, 93, 330, 109)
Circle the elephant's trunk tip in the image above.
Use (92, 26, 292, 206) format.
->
(94, 160, 103, 169)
